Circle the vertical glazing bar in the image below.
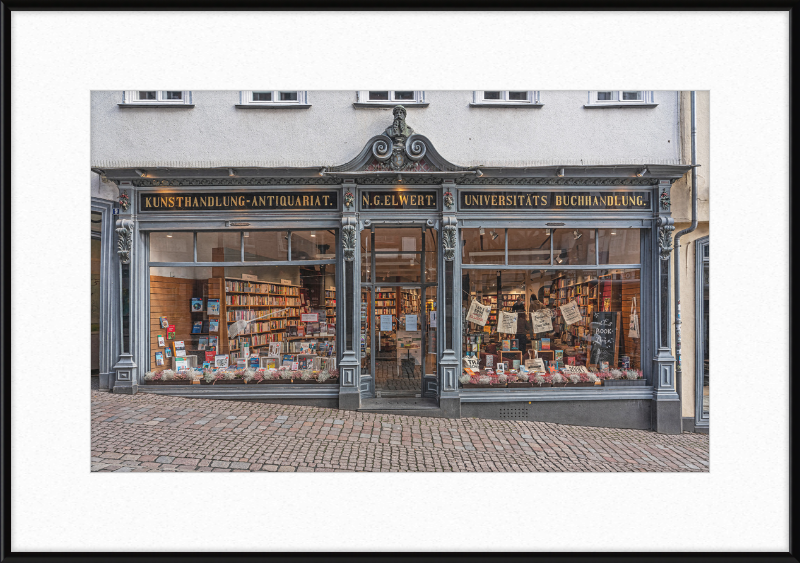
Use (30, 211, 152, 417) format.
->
(504, 228, 508, 265)
(240, 232, 244, 262)
(193, 232, 197, 263)
(595, 229, 599, 265)
(287, 230, 292, 261)
(550, 228, 554, 265)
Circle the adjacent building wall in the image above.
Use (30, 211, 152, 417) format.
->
(671, 91, 710, 423)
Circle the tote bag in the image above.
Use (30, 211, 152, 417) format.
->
(628, 297, 640, 339)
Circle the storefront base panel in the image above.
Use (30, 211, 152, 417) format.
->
(139, 386, 339, 409)
(682, 417, 709, 434)
(461, 400, 652, 430)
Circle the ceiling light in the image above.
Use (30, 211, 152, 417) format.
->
(636, 167, 648, 177)
(135, 169, 146, 177)
(228, 168, 236, 177)
(310, 234, 316, 238)
(556, 168, 565, 177)
(611, 229, 617, 235)
(573, 230, 582, 240)
(479, 227, 485, 235)
(556, 256, 563, 264)
(243, 231, 249, 238)
(490, 230, 499, 241)
(166, 232, 173, 238)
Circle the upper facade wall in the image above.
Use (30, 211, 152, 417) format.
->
(91, 90, 682, 169)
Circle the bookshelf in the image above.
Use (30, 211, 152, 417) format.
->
(221, 277, 301, 357)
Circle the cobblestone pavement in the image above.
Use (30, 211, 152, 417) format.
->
(91, 390, 709, 473)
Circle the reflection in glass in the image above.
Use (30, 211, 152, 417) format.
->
(197, 232, 242, 262)
(150, 231, 194, 262)
(507, 229, 551, 265)
(291, 230, 336, 260)
(244, 231, 288, 261)
(462, 228, 505, 264)
(553, 229, 596, 266)
(598, 228, 640, 264)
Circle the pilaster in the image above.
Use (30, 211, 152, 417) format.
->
(112, 182, 138, 394)
(652, 179, 679, 433)
(438, 180, 460, 418)
(338, 181, 361, 410)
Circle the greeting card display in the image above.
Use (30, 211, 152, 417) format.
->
(157, 334, 165, 347)
(191, 298, 203, 312)
(207, 298, 220, 316)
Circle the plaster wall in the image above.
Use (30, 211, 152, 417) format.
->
(91, 90, 681, 169)
(672, 91, 710, 223)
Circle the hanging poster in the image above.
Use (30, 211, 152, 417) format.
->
(531, 309, 553, 333)
(562, 365, 590, 374)
(430, 310, 437, 328)
(406, 314, 418, 331)
(559, 300, 583, 325)
(462, 355, 479, 371)
(466, 299, 491, 326)
(496, 310, 518, 334)
(380, 315, 393, 332)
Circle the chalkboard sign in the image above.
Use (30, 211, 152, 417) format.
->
(589, 312, 619, 367)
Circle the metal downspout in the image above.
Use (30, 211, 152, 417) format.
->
(674, 91, 699, 418)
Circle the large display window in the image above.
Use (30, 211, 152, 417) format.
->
(146, 230, 339, 385)
(460, 228, 643, 388)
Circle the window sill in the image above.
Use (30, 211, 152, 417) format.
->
(352, 102, 429, 109)
(235, 104, 312, 110)
(118, 103, 195, 108)
(584, 103, 658, 109)
(470, 103, 543, 108)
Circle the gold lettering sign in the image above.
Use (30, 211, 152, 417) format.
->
(359, 191, 438, 210)
(459, 190, 651, 211)
(138, 191, 339, 212)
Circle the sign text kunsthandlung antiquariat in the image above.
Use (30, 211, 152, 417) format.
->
(459, 191, 651, 210)
(139, 191, 339, 212)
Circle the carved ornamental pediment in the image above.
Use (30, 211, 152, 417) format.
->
(329, 105, 470, 174)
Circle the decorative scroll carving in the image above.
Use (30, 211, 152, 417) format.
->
(443, 225, 457, 261)
(342, 224, 357, 261)
(658, 226, 674, 260)
(116, 219, 133, 264)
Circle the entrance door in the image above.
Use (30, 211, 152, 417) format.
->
(360, 224, 438, 398)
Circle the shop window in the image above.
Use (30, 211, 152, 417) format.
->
(695, 237, 709, 428)
(291, 230, 336, 260)
(150, 232, 194, 262)
(507, 229, 551, 265)
(244, 231, 289, 262)
(461, 268, 641, 388)
(597, 228, 640, 264)
(462, 228, 506, 264)
(197, 231, 242, 262)
(553, 229, 596, 266)
(122, 91, 192, 105)
(147, 258, 337, 381)
(472, 91, 541, 105)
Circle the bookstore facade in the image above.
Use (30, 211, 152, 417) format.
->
(100, 107, 691, 433)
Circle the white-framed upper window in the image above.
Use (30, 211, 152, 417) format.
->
(123, 91, 191, 104)
(356, 91, 426, 104)
(587, 91, 655, 105)
(240, 91, 309, 105)
(473, 90, 540, 104)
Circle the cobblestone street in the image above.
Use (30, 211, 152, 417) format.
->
(91, 388, 709, 473)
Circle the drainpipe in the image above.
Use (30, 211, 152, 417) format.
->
(673, 91, 698, 414)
